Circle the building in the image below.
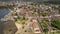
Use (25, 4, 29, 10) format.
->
(31, 19, 42, 34)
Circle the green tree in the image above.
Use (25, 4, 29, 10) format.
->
(40, 18, 49, 34)
(41, 11, 50, 17)
(51, 19, 60, 30)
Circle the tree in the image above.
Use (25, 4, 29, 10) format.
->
(41, 11, 50, 17)
(51, 19, 60, 30)
(40, 18, 49, 34)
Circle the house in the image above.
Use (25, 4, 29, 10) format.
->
(31, 19, 42, 34)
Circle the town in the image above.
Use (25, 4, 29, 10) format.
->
(0, 1, 60, 34)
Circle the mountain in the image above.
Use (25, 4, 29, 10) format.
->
(0, 0, 49, 2)
(0, 0, 60, 2)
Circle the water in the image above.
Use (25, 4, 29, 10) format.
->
(0, 9, 10, 19)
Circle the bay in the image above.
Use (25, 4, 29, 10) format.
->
(0, 9, 10, 19)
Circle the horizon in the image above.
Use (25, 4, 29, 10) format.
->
(0, 0, 49, 2)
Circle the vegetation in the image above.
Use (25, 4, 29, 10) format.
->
(41, 11, 50, 17)
(11, 11, 27, 24)
(40, 18, 49, 34)
(19, 17, 27, 24)
(51, 19, 60, 30)
(42, 1, 60, 4)
(0, 6, 14, 10)
(32, 8, 50, 17)
(37, 9, 41, 16)
(15, 16, 27, 24)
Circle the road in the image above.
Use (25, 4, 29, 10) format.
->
(21, 17, 35, 34)
(15, 17, 35, 34)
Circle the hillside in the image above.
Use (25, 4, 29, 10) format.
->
(0, 0, 49, 2)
